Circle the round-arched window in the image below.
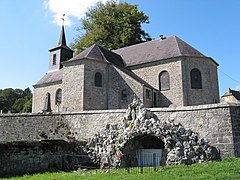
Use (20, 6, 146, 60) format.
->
(190, 68, 202, 89)
(55, 89, 62, 104)
(95, 72, 102, 87)
(159, 71, 170, 91)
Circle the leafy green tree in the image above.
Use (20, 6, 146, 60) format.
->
(22, 98, 32, 113)
(0, 87, 32, 113)
(71, 0, 152, 54)
(0, 88, 16, 112)
(12, 98, 25, 113)
(0, 96, 8, 113)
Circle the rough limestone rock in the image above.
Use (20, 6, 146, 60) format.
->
(85, 97, 221, 170)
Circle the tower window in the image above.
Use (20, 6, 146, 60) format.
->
(95, 72, 102, 87)
(53, 54, 57, 65)
(159, 71, 170, 91)
(55, 89, 62, 104)
(190, 68, 202, 89)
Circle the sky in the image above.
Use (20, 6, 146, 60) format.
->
(0, 0, 240, 96)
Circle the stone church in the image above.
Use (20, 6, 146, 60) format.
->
(32, 26, 219, 113)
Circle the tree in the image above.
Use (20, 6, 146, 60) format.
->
(0, 88, 32, 113)
(71, 0, 152, 54)
(22, 98, 32, 113)
(0, 88, 17, 112)
(12, 98, 25, 113)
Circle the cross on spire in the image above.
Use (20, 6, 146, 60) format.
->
(58, 14, 67, 47)
(61, 14, 65, 26)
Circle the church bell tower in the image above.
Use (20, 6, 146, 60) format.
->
(48, 17, 74, 72)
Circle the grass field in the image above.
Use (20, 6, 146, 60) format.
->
(3, 158, 240, 180)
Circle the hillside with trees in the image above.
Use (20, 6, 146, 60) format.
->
(0, 88, 32, 113)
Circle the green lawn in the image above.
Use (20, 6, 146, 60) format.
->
(3, 158, 240, 180)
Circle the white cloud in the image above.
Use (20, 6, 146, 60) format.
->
(43, 0, 109, 26)
(234, 85, 240, 91)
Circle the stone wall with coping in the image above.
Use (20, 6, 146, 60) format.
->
(0, 103, 240, 157)
(0, 110, 125, 142)
(0, 140, 90, 177)
(152, 103, 238, 157)
(230, 106, 240, 156)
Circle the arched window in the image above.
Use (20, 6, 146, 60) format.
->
(55, 89, 62, 105)
(191, 68, 202, 89)
(43, 92, 52, 112)
(159, 71, 170, 91)
(95, 72, 102, 87)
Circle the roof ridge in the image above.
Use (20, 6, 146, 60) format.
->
(84, 44, 96, 58)
(114, 39, 159, 51)
(173, 35, 183, 56)
(174, 36, 205, 57)
(95, 45, 108, 62)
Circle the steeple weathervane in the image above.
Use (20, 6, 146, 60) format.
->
(61, 14, 65, 26)
(58, 14, 67, 47)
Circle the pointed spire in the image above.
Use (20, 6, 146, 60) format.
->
(58, 25, 67, 47)
(57, 14, 67, 47)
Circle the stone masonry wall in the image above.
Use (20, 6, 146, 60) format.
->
(108, 66, 144, 109)
(83, 60, 108, 110)
(0, 140, 90, 177)
(0, 110, 125, 142)
(32, 82, 62, 113)
(130, 57, 184, 107)
(230, 106, 240, 156)
(152, 104, 238, 157)
(181, 57, 219, 106)
(62, 60, 84, 112)
(48, 49, 61, 72)
(1, 104, 240, 158)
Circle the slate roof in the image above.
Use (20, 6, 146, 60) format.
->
(33, 69, 63, 87)
(113, 35, 206, 67)
(66, 44, 154, 88)
(223, 88, 240, 101)
(58, 25, 67, 47)
(35, 35, 212, 88)
(49, 25, 73, 52)
(68, 44, 125, 67)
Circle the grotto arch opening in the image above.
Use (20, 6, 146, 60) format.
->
(120, 134, 165, 168)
